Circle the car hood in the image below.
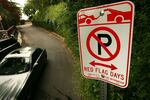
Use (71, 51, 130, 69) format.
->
(0, 72, 30, 100)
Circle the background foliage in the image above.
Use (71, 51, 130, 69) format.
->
(0, 0, 21, 29)
(24, 0, 150, 100)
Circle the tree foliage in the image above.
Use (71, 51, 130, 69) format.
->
(23, 2, 35, 18)
(0, 0, 21, 28)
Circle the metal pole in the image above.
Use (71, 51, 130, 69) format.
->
(100, 81, 107, 100)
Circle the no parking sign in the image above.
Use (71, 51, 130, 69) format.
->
(77, 1, 134, 88)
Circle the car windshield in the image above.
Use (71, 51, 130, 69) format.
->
(0, 57, 30, 75)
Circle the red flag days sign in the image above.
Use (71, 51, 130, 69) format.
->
(77, 1, 135, 88)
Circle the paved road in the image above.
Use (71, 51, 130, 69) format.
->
(18, 24, 80, 100)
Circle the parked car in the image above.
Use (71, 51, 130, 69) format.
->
(0, 38, 21, 61)
(0, 47, 47, 100)
(105, 8, 132, 23)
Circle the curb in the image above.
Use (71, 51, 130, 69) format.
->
(38, 27, 74, 63)
(50, 32, 65, 42)
(48, 32, 73, 56)
(36, 26, 65, 42)
(38, 27, 71, 52)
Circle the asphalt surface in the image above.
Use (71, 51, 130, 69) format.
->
(18, 23, 80, 100)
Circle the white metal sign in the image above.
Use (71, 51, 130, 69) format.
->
(77, 1, 134, 88)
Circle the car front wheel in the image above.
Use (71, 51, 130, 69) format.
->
(115, 15, 124, 23)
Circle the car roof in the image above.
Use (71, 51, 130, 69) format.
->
(5, 47, 36, 58)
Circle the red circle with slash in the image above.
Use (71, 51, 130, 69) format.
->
(86, 27, 121, 61)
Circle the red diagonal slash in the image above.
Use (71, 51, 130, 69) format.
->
(92, 33, 113, 57)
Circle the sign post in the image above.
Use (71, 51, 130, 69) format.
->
(77, 1, 134, 88)
(100, 81, 107, 100)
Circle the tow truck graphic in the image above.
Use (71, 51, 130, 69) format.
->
(78, 14, 100, 24)
(78, 8, 132, 25)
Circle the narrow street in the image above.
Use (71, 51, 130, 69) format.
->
(18, 23, 80, 100)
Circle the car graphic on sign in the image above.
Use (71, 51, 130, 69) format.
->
(104, 8, 132, 23)
(78, 14, 100, 24)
